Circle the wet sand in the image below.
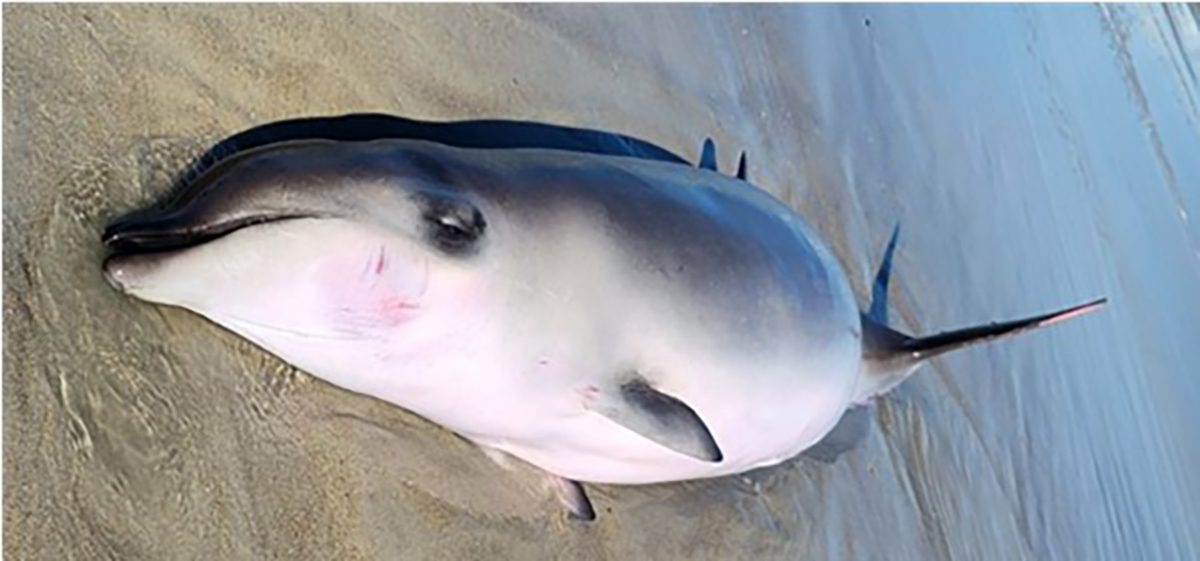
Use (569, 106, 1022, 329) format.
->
(5, 4, 1198, 560)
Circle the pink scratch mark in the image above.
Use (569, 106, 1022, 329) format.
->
(346, 245, 423, 327)
(374, 245, 387, 275)
(359, 245, 389, 279)
(576, 384, 601, 403)
(380, 296, 419, 312)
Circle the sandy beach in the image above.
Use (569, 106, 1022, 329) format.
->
(5, 4, 1198, 559)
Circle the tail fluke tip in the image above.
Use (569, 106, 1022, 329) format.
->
(1034, 297, 1107, 327)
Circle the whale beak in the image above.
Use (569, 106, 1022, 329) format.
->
(101, 204, 314, 295)
(102, 206, 312, 255)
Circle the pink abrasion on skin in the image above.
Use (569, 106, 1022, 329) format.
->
(323, 244, 426, 335)
(375, 245, 388, 275)
(577, 384, 601, 403)
(367, 244, 421, 324)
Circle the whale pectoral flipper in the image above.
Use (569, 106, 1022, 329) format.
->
(585, 378, 724, 463)
(479, 445, 595, 520)
(735, 152, 748, 181)
(546, 475, 596, 521)
(698, 138, 718, 171)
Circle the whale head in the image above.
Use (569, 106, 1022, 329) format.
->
(102, 140, 497, 390)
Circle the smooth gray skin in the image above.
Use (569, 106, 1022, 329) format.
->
(106, 137, 854, 360)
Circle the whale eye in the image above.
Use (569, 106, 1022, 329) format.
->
(420, 195, 487, 256)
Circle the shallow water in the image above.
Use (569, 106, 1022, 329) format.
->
(784, 5, 1200, 559)
(5, 4, 1198, 559)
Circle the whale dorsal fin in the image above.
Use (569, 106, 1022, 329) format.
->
(866, 224, 900, 324)
(583, 377, 723, 463)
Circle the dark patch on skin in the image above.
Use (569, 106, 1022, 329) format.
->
(178, 113, 689, 193)
(483, 155, 838, 348)
(101, 141, 355, 252)
(397, 147, 462, 190)
(103, 213, 314, 255)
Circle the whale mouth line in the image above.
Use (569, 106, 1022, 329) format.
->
(102, 213, 318, 255)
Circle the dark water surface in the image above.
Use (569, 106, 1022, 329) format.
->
(4, 4, 1197, 559)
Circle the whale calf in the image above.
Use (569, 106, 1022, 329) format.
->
(102, 114, 1104, 520)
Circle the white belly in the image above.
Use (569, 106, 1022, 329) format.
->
(396, 321, 861, 485)
(144, 218, 865, 486)
(210, 285, 861, 485)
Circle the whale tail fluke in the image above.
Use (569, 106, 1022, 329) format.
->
(854, 226, 1107, 403)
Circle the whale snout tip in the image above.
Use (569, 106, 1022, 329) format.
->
(102, 255, 131, 292)
(101, 254, 147, 294)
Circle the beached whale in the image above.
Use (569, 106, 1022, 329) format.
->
(101, 114, 1104, 520)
